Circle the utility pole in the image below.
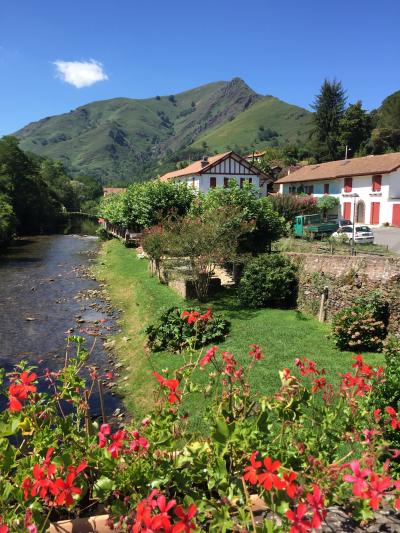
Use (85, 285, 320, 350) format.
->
(345, 145, 351, 160)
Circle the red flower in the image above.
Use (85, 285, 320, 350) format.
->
(173, 503, 197, 532)
(199, 308, 213, 322)
(153, 372, 182, 404)
(257, 457, 285, 491)
(243, 451, 262, 485)
(8, 371, 37, 411)
(283, 471, 298, 499)
(385, 406, 400, 429)
(248, 344, 263, 360)
(200, 346, 218, 366)
(129, 430, 149, 453)
(108, 430, 127, 458)
(365, 473, 393, 510)
(53, 472, 82, 506)
(343, 460, 371, 496)
(286, 503, 312, 533)
(182, 310, 200, 325)
(306, 484, 326, 528)
(0, 517, 8, 533)
(311, 377, 326, 393)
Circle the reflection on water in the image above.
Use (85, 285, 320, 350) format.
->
(0, 234, 121, 416)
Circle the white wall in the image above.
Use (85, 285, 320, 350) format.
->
(279, 170, 400, 225)
(179, 174, 260, 194)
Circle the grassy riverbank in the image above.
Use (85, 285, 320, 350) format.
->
(97, 239, 384, 421)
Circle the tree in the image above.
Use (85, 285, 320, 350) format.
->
(339, 101, 372, 156)
(195, 182, 286, 254)
(162, 206, 252, 300)
(379, 91, 400, 130)
(267, 194, 317, 224)
(311, 79, 347, 161)
(316, 195, 340, 220)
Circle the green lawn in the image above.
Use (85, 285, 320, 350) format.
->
(96, 240, 384, 421)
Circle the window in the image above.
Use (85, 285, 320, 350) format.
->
(344, 177, 353, 193)
(248, 178, 253, 184)
(324, 183, 330, 194)
(372, 175, 382, 192)
(223, 177, 229, 188)
(240, 178, 245, 188)
(210, 177, 216, 189)
(289, 186, 296, 194)
(303, 185, 314, 195)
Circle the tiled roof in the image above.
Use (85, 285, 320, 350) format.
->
(276, 152, 400, 184)
(159, 152, 232, 181)
(103, 187, 127, 195)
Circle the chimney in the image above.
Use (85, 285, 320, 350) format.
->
(201, 155, 209, 168)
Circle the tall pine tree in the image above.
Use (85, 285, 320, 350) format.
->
(311, 79, 346, 161)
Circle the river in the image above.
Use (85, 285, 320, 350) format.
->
(0, 233, 122, 417)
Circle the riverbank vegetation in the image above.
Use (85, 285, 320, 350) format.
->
(96, 240, 384, 419)
(0, 136, 103, 247)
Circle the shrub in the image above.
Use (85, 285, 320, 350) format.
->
(237, 253, 298, 308)
(146, 306, 230, 352)
(332, 292, 389, 352)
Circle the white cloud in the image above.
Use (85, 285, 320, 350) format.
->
(53, 59, 108, 88)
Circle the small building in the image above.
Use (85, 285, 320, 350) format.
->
(275, 153, 400, 226)
(103, 187, 127, 197)
(245, 150, 266, 163)
(159, 151, 271, 195)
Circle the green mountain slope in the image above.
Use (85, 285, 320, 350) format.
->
(191, 97, 313, 153)
(14, 78, 311, 183)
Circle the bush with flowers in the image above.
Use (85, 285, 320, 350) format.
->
(145, 306, 230, 352)
(0, 331, 400, 531)
(331, 293, 389, 352)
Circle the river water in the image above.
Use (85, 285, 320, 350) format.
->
(0, 234, 121, 416)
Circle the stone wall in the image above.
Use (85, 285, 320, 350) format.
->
(287, 252, 400, 335)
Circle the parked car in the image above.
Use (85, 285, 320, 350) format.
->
(332, 225, 374, 244)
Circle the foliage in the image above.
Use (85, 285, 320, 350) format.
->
(311, 79, 347, 161)
(267, 193, 318, 223)
(1, 335, 400, 531)
(316, 195, 340, 219)
(237, 253, 298, 308)
(141, 224, 165, 280)
(339, 101, 373, 156)
(125, 180, 194, 229)
(146, 306, 230, 352)
(161, 205, 253, 300)
(331, 293, 389, 351)
(195, 182, 287, 253)
(0, 193, 16, 245)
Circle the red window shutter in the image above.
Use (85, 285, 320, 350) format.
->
(370, 202, 380, 224)
(392, 204, 400, 226)
(343, 202, 351, 220)
(344, 177, 352, 193)
(372, 175, 382, 192)
(324, 183, 330, 194)
(210, 177, 216, 189)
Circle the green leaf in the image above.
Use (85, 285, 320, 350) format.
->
(92, 476, 115, 499)
(213, 418, 230, 444)
(0, 419, 20, 438)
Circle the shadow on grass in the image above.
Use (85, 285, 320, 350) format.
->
(189, 287, 261, 321)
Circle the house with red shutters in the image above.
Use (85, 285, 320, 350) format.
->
(275, 152, 400, 226)
(158, 151, 271, 195)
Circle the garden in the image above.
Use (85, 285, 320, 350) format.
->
(1, 180, 399, 531)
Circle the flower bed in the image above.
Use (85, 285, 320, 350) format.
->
(0, 331, 400, 532)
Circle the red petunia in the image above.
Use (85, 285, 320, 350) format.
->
(286, 503, 312, 533)
(181, 310, 200, 325)
(200, 346, 218, 366)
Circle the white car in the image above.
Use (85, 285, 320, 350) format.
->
(332, 225, 374, 244)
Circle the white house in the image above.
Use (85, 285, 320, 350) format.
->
(275, 152, 400, 226)
(159, 151, 271, 194)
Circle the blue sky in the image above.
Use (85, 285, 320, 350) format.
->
(1, 0, 399, 136)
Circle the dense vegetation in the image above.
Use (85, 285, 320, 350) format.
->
(0, 136, 103, 246)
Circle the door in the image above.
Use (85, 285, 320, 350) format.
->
(392, 204, 400, 227)
(356, 201, 365, 223)
(370, 202, 380, 225)
(343, 202, 351, 220)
